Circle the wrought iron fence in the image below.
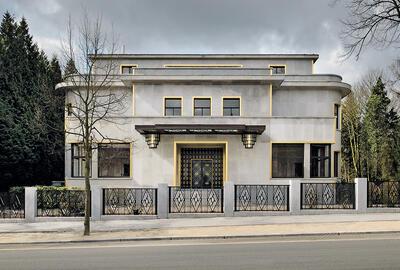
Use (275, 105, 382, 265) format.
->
(368, 181, 400, 208)
(169, 187, 223, 213)
(37, 189, 86, 217)
(0, 190, 25, 218)
(103, 188, 157, 215)
(235, 185, 289, 211)
(301, 183, 355, 209)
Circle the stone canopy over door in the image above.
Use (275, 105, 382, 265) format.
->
(180, 148, 224, 188)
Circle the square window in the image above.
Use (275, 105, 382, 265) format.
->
(271, 66, 286, 75)
(98, 144, 130, 177)
(223, 98, 240, 116)
(272, 144, 304, 178)
(164, 98, 182, 116)
(193, 98, 211, 116)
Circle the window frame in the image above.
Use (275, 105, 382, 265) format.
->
(192, 97, 212, 116)
(71, 143, 91, 178)
(310, 144, 332, 178)
(271, 143, 305, 178)
(163, 97, 183, 116)
(98, 143, 131, 178)
(222, 96, 241, 116)
(269, 64, 286, 75)
(120, 64, 138, 75)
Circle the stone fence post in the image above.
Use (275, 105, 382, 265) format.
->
(289, 180, 301, 214)
(91, 186, 102, 220)
(355, 178, 367, 213)
(157, 183, 169, 219)
(224, 181, 234, 217)
(25, 187, 37, 222)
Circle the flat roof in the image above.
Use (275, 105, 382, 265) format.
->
(90, 53, 319, 62)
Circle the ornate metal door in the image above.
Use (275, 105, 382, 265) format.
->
(192, 160, 213, 188)
(180, 148, 223, 188)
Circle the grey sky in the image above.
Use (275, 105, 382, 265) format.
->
(1, 0, 398, 84)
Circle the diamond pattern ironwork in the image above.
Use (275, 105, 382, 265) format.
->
(103, 188, 157, 215)
(0, 191, 24, 219)
(235, 185, 289, 212)
(169, 187, 223, 213)
(302, 183, 355, 209)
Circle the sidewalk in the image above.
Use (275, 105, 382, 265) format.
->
(1, 213, 400, 244)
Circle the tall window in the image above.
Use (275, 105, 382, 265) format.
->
(98, 144, 130, 177)
(334, 151, 340, 178)
(270, 65, 286, 75)
(223, 98, 240, 116)
(193, 98, 211, 116)
(272, 144, 304, 178)
(71, 144, 91, 177)
(334, 104, 340, 129)
(121, 65, 136, 74)
(164, 98, 182, 116)
(310, 144, 331, 178)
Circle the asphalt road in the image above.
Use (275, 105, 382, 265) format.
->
(1, 234, 400, 270)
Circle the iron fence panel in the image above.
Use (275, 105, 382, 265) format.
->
(301, 183, 355, 209)
(368, 181, 400, 208)
(37, 189, 86, 217)
(0, 191, 24, 218)
(169, 187, 223, 213)
(103, 188, 157, 215)
(234, 185, 289, 211)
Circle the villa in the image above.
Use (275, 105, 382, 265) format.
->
(58, 54, 351, 189)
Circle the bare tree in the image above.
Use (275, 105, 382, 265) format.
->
(339, 0, 400, 59)
(61, 13, 129, 235)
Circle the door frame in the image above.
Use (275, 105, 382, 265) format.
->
(173, 141, 228, 187)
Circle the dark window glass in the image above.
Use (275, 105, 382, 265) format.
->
(71, 144, 91, 177)
(311, 144, 331, 178)
(334, 151, 339, 178)
(334, 104, 340, 129)
(271, 66, 286, 75)
(223, 98, 240, 116)
(194, 98, 211, 116)
(165, 98, 182, 116)
(272, 144, 304, 178)
(121, 66, 135, 74)
(98, 144, 130, 177)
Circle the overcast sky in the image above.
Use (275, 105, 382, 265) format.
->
(1, 0, 398, 84)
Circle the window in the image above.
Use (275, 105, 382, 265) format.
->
(121, 65, 137, 74)
(98, 144, 130, 177)
(310, 144, 331, 178)
(164, 98, 182, 116)
(223, 98, 240, 116)
(334, 151, 340, 178)
(71, 144, 91, 177)
(193, 98, 211, 116)
(334, 104, 340, 129)
(272, 144, 304, 178)
(270, 65, 286, 75)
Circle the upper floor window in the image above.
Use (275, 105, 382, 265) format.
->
(272, 144, 304, 178)
(310, 144, 331, 178)
(71, 144, 91, 177)
(98, 144, 130, 177)
(193, 98, 211, 116)
(120, 65, 137, 74)
(223, 97, 240, 116)
(270, 65, 286, 75)
(164, 98, 182, 116)
(334, 104, 340, 129)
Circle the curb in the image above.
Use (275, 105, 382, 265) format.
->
(1, 230, 400, 246)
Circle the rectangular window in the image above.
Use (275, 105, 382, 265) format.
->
(270, 65, 286, 75)
(164, 98, 182, 116)
(71, 144, 91, 177)
(310, 144, 331, 178)
(272, 144, 304, 178)
(334, 104, 340, 129)
(98, 144, 130, 177)
(334, 151, 340, 178)
(193, 98, 211, 116)
(223, 98, 240, 116)
(121, 65, 136, 74)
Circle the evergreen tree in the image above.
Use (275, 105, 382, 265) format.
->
(0, 12, 64, 190)
(364, 78, 400, 180)
(64, 58, 77, 77)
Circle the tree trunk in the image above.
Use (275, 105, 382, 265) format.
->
(83, 144, 91, 236)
